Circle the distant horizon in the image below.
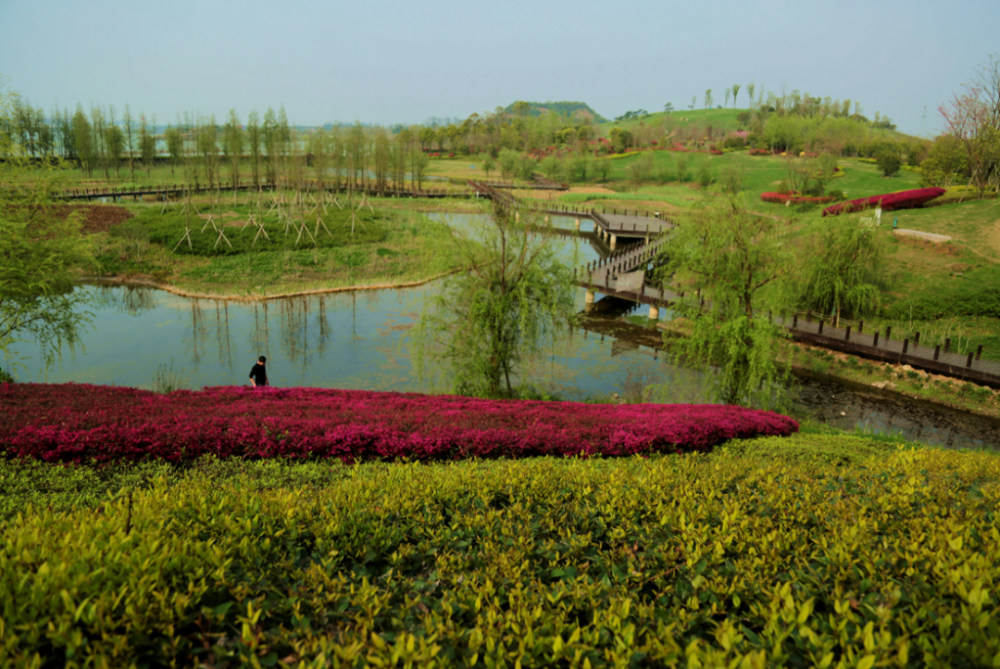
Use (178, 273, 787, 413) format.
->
(3, 0, 997, 137)
(2, 100, 924, 140)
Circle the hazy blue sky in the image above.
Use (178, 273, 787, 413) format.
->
(1, 0, 996, 135)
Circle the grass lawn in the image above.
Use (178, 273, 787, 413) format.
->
(90, 199, 468, 297)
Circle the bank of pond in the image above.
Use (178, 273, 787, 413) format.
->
(10, 280, 1000, 451)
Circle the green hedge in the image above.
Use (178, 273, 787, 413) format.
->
(2, 434, 1000, 666)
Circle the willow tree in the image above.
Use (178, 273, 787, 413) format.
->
(657, 168, 789, 408)
(0, 78, 94, 380)
(796, 219, 885, 320)
(414, 200, 577, 398)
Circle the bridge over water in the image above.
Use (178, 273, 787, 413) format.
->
(470, 179, 1000, 389)
(52, 175, 1000, 389)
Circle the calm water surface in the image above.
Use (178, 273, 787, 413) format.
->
(9, 215, 1000, 450)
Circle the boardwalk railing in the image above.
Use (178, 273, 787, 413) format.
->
(531, 174, 569, 190)
(58, 180, 466, 202)
(62, 172, 998, 387)
(574, 235, 1000, 388)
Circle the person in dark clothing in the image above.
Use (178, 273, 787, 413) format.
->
(249, 356, 269, 387)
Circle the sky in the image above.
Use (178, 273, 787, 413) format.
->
(1, 0, 996, 136)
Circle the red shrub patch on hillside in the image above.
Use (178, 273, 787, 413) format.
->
(823, 188, 946, 217)
(760, 192, 835, 205)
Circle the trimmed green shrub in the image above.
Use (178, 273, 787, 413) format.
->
(2, 436, 1000, 666)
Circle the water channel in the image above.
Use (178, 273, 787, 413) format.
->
(9, 214, 1000, 451)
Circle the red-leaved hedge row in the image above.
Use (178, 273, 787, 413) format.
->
(0, 384, 799, 464)
(760, 192, 836, 205)
(822, 188, 945, 216)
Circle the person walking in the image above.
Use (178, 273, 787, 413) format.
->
(249, 355, 269, 387)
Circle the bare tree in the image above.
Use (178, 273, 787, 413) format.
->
(246, 109, 262, 188)
(72, 105, 94, 176)
(139, 113, 156, 177)
(747, 81, 756, 108)
(939, 53, 1000, 193)
(122, 104, 136, 180)
(704, 89, 713, 109)
(732, 84, 741, 108)
(90, 105, 109, 180)
(224, 109, 244, 189)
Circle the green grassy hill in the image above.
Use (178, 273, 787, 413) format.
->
(505, 100, 607, 123)
(601, 107, 746, 134)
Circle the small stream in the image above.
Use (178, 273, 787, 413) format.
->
(8, 214, 1000, 451)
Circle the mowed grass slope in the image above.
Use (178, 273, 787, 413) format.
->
(2, 433, 1000, 666)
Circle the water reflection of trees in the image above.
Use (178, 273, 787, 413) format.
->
(92, 285, 158, 316)
(185, 294, 337, 372)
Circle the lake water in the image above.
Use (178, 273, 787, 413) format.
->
(8, 215, 1000, 451)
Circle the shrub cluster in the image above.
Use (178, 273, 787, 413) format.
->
(2, 436, 1000, 666)
(760, 191, 836, 205)
(822, 187, 945, 216)
(0, 384, 799, 464)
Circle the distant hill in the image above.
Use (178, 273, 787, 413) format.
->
(504, 101, 607, 123)
(601, 107, 745, 132)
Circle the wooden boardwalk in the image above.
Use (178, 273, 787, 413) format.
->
(57, 174, 1000, 389)
(58, 181, 462, 202)
(469, 181, 672, 243)
(575, 235, 1000, 389)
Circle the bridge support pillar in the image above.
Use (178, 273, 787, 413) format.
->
(544, 215, 550, 223)
(515, 212, 520, 222)
(649, 304, 660, 320)
(610, 234, 617, 250)
(585, 289, 595, 304)
(575, 218, 580, 231)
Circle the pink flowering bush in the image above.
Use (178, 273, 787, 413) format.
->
(760, 191, 835, 205)
(0, 384, 798, 464)
(822, 188, 945, 216)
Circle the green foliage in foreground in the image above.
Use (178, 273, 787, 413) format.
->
(2, 434, 1000, 666)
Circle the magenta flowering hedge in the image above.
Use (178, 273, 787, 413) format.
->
(822, 187, 945, 216)
(760, 191, 835, 205)
(0, 384, 798, 464)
